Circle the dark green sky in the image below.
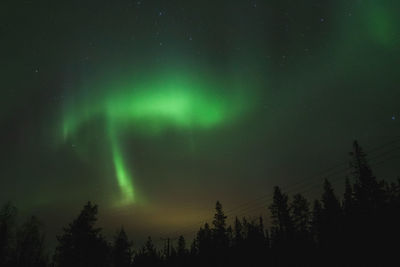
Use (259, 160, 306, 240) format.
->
(1, 0, 399, 245)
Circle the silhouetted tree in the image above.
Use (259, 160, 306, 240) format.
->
(241, 217, 268, 266)
(311, 200, 322, 246)
(269, 186, 293, 266)
(13, 216, 47, 267)
(290, 193, 312, 265)
(348, 141, 386, 265)
(194, 222, 212, 257)
(341, 176, 357, 264)
(269, 187, 293, 239)
(227, 225, 233, 246)
(233, 217, 243, 247)
(144, 237, 157, 258)
(4, 140, 400, 267)
(342, 177, 354, 216)
(112, 227, 133, 267)
(167, 235, 188, 267)
(321, 179, 341, 217)
(0, 202, 17, 267)
(189, 238, 197, 259)
(133, 236, 161, 267)
(212, 201, 228, 251)
(176, 235, 186, 257)
(350, 141, 385, 212)
(54, 201, 110, 267)
(291, 193, 310, 234)
(319, 179, 343, 265)
(228, 217, 244, 266)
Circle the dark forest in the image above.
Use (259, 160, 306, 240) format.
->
(1, 141, 399, 267)
(2, 1, 400, 266)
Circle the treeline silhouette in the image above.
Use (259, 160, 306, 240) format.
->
(1, 141, 399, 266)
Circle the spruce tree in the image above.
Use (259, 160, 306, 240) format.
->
(343, 177, 354, 216)
(269, 187, 293, 236)
(212, 201, 228, 251)
(15, 216, 47, 267)
(290, 193, 310, 234)
(0, 202, 17, 266)
(54, 202, 110, 267)
(112, 227, 133, 267)
(350, 141, 384, 212)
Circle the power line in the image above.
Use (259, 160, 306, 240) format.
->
(160, 138, 400, 239)
(221, 145, 400, 221)
(230, 153, 400, 221)
(224, 140, 400, 216)
(165, 144, 400, 238)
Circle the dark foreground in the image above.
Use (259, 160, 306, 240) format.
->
(1, 141, 399, 267)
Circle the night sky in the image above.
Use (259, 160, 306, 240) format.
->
(1, 0, 399, 246)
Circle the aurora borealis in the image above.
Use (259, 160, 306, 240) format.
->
(61, 70, 252, 205)
(1, 0, 400, 246)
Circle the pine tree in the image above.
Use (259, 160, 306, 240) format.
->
(347, 141, 387, 265)
(14, 216, 47, 267)
(177, 235, 186, 257)
(226, 226, 233, 248)
(269, 186, 293, 236)
(0, 202, 17, 266)
(290, 193, 310, 234)
(192, 223, 213, 266)
(211, 201, 228, 251)
(212, 201, 227, 237)
(54, 201, 110, 267)
(309, 199, 323, 266)
(144, 236, 156, 258)
(233, 217, 243, 246)
(289, 194, 311, 266)
(320, 179, 343, 265)
(133, 236, 159, 267)
(321, 179, 342, 220)
(269, 186, 294, 266)
(343, 177, 353, 216)
(350, 141, 385, 212)
(311, 200, 322, 246)
(112, 227, 133, 267)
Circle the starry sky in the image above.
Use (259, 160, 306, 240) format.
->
(1, 0, 399, 246)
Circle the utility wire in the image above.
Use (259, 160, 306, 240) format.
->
(161, 138, 400, 239)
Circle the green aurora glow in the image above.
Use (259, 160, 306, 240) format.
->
(54, 0, 400, 207)
(363, 2, 399, 47)
(2, 0, 400, 245)
(61, 71, 253, 205)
